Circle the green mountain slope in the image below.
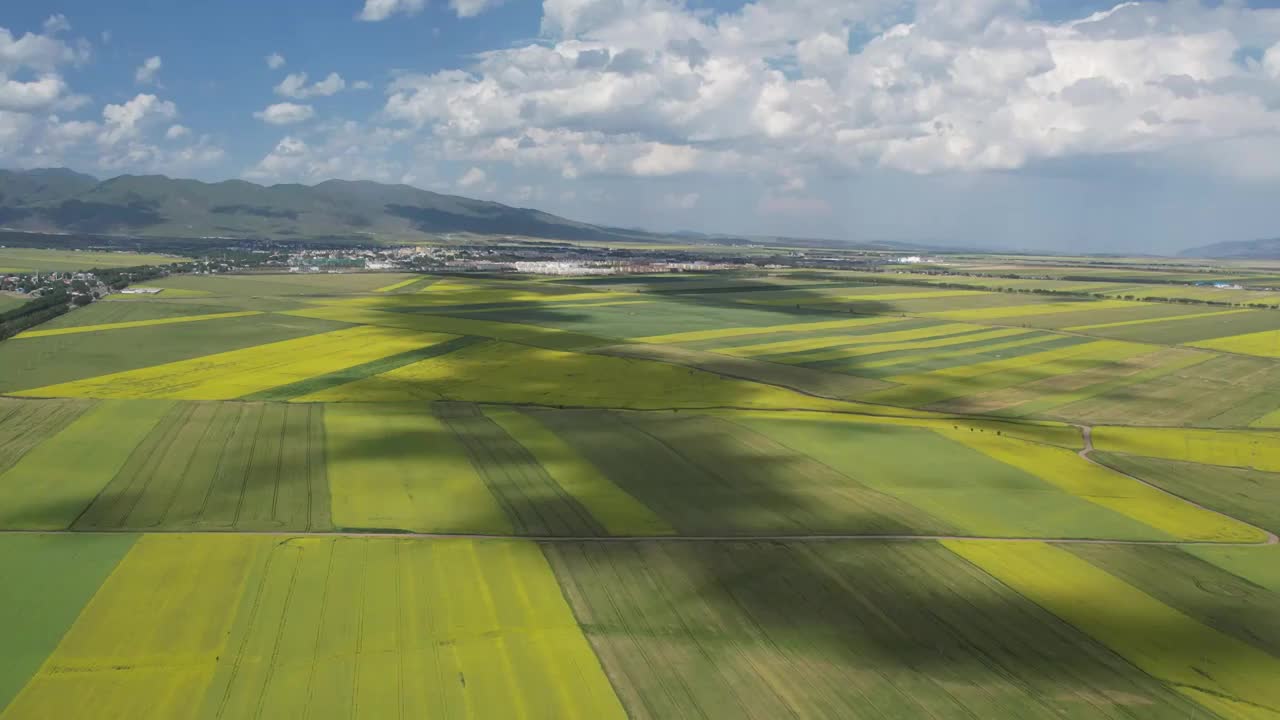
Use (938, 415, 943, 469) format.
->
(0, 168, 668, 244)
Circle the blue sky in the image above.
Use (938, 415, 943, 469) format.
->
(4, 0, 1280, 252)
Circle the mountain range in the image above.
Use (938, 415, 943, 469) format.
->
(1178, 237, 1280, 260)
(0, 168, 695, 245)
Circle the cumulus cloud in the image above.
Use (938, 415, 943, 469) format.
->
(1265, 42, 1280, 80)
(275, 71, 345, 99)
(43, 15, 71, 34)
(266, 52, 286, 70)
(99, 93, 177, 146)
(244, 122, 413, 182)
(458, 166, 487, 187)
(352, 80, 373, 90)
(376, 0, 1280, 187)
(0, 24, 85, 72)
(254, 102, 316, 125)
(0, 74, 67, 112)
(134, 55, 162, 85)
(0, 20, 223, 176)
(358, 0, 426, 22)
(451, 0, 504, 18)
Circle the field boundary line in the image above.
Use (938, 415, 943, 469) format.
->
(1075, 424, 1279, 546)
(0, 527, 1272, 546)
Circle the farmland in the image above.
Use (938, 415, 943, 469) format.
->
(1, 265, 1279, 718)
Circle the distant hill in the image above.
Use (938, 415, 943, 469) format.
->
(1179, 238, 1280, 259)
(0, 168, 697, 245)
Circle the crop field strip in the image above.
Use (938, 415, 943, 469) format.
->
(13, 310, 263, 338)
(0, 534, 627, 720)
(435, 403, 608, 536)
(20, 297, 242, 330)
(5, 271, 1280, 719)
(0, 312, 354, 394)
(545, 540, 1219, 720)
(946, 541, 1280, 719)
(72, 402, 331, 533)
(15, 325, 451, 400)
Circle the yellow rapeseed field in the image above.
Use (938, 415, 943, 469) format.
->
(632, 316, 901, 344)
(1190, 329, 1280, 358)
(944, 430, 1268, 542)
(281, 305, 606, 350)
(717, 322, 993, 357)
(294, 339, 849, 411)
(925, 299, 1136, 321)
(866, 340, 1153, 407)
(0, 534, 265, 720)
(13, 310, 262, 339)
(944, 541, 1280, 720)
(1064, 308, 1251, 332)
(373, 276, 423, 292)
(484, 407, 675, 536)
(1093, 426, 1280, 473)
(742, 327, 1035, 364)
(323, 403, 511, 534)
(855, 333, 1062, 370)
(741, 288, 987, 306)
(16, 326, 454, 400)
(200, 537, 627, 720)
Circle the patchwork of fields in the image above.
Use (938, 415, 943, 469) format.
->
(1, 269, 1279, 718)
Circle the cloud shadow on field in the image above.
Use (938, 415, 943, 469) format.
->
(1, 270, 1255, 716)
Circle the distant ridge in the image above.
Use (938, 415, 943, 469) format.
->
(0, 168, 668, 245)
(1179, 238, 1280, 259)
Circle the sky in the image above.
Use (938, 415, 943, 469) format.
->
(3, 0, 1280, 253)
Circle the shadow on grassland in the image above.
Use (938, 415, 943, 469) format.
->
(296, 279, 1239, 711)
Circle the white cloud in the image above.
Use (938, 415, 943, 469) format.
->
(100, 93, 177, 145)
(165, 124, 190, 139)
(275, 71, 346, 99)
(458, 166, 487, 187)
(43, 15, 71, 34)
(0, 74, 67, 112)
(451, 0, 504, 18)
(358, 0, 426, 22)
(1265, 42, 1280, 80)
(134, 55, 162, 85)
(266, 52, 286, 70)
(375, 0, 1280, 185)
(0, 25, 83, 72)
(243, 122, 413, 182)
(352, 80, 373, 90)
(254, 102, 316, 125)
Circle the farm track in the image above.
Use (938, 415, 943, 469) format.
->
(1075, 423, 1279, 546)
(1, 526, 1274, 546)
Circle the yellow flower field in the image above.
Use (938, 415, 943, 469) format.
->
(1190, 329, 1280, 358)
(1093, 426, 1280, 472)
(944, 430, 1268, 542)
(633, 315, 900, 344)
(925, 299, 1137, 321)
(716, 322, 994, 357)
(484, 407, 675, 536)
(14, 310, 262, 339)
(944, 541, 1280, 720)
(293, 339, 850, 411)
(0, 534, 262, 720)
(16, 326, 454, 400)
(323, 403, 511, 534)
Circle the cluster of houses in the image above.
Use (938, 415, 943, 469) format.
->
(1, 271, 108, 301)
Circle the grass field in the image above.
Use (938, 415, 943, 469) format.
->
(3, 267, 1280, 718)
(0, 248, 178, 272)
